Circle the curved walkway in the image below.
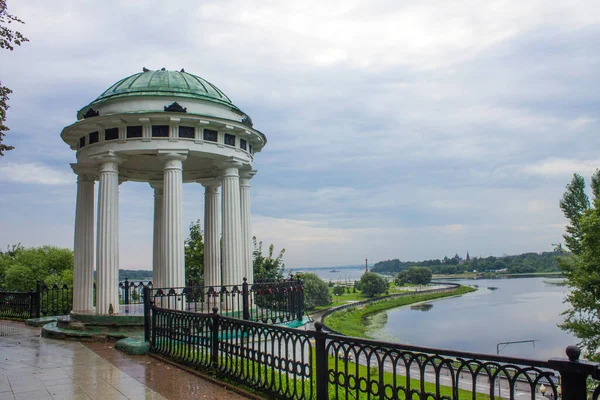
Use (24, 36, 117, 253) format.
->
(0, 320, 247, 400)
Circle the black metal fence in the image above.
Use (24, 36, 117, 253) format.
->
(0, 291, 36, 319)
(118, 279, 152, 305)
(148, 278, 304, 324)
(38, 282, 72, 317)
(0, 281, 72, 319)
(147, 302, 600, 400)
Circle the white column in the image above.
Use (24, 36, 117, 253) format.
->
(200, 180, 221, 289)
(95, 155, 121, 315)
(161, 152, 188, 288)
(221, 160, 244, 287)
(240, 170, 256, 284)
(72, 168, 95, 313)
(150, 181, 164, 288)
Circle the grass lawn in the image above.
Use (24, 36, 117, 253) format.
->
(312, 283, 421, 311)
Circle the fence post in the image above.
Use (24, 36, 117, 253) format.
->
(297, 277, 304, 321)
(242, 278, 250, 320)
(28, 288, 36, 319)
(34, 280, 41, 318)
(124, 278, 130, 305)
(314, 322, 329, 400)
(143, 285, 151, 342)
(211, 307, 220, 370)
(151, 303, 156, 349)
(548, 345, 599, 400)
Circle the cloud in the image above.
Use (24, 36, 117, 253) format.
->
(0, 163, 73, 185)
(1, 0, 599, 268)
(521, 158, 600, 178)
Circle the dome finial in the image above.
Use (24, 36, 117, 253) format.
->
(161, 67, 166, 71)
(180, 68, 185, 72)
(142, 67, 150, 72)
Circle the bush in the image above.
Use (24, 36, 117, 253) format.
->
(396, 266, 432, 286)
(359, 272, 387, 297)
(332, 285, 345, 296)
(301, 273, 332, 309)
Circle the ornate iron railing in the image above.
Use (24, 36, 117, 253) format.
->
(0, 281, 73, 319)
(151, 306, 314, 400)
(148, 277, 304, 323)
(0, 291, 36, 319)
(38, 282, 72, 317)
(147, 304, 600, 400)
(118, 278, 152, 305)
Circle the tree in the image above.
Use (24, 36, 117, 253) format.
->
(184, 219, 204, 284)
(332, 285, 345, 296)
(252, 236, 285, 280)
(300, 272, 331, 309)
(396, 267, 432, 286)
(0, 245, 73, 291)
(1, 1, 29, 155)
(558, 170, 600, 361)
(559, 173, 591, 254)
(359, 272, 387, 297)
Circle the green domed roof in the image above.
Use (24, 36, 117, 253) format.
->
(92, 68, 236, 108)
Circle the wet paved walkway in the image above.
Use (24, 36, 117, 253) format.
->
(0, 320, 248, 400)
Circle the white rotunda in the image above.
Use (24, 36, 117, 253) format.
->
(61, 68, 266, 315)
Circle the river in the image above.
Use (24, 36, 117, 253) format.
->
(366, 277, 577, 359)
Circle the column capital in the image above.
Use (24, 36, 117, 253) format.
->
(91, 150, 125, 173)
(158, 150, 188, 170)
(239, 169, 257, 186)
(158, 150, 188, 161)
(71, 163, 95, 174)
(198, 178, 222, 189)
(149, 181, 164, 191)
(71, 163, 96, 182)
(220, 157, 244, 169)
(220, 158, 244, 177)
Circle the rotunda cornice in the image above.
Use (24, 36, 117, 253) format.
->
(61, 111, 266, 151)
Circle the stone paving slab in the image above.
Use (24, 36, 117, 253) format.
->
(0, 320, 248, 400)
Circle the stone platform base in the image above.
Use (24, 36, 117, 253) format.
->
(115, 337, 149, 355)
(25, 316, 59, 327)
(38, 311, 144, 342)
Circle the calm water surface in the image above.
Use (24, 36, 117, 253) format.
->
(367, 277, 577, 359)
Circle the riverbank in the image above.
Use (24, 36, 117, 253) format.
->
(432, 271, 564, 279)
(323, 285, 476, 338)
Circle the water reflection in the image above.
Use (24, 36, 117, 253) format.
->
(367, 277, 577, 359)
(410, 303, 434, 312)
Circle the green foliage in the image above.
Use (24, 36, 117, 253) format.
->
(558, 171, 600, 361)
(396, 266, 432, 285)
(0, 1, 29, 156)
(373, 251, 561, 275)
(300, 272, 331, 309)
(184, 219, 204, 284)
(252, 236, 285, 280)
(332, 285, 345, 296)
(0, 245, 73, 291)
(119, 270, 153, 281)
(359, 272, 387, 297)
(560, 173, 592, 255)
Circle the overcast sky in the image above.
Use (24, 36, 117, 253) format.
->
(1, 0, 599, 269)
